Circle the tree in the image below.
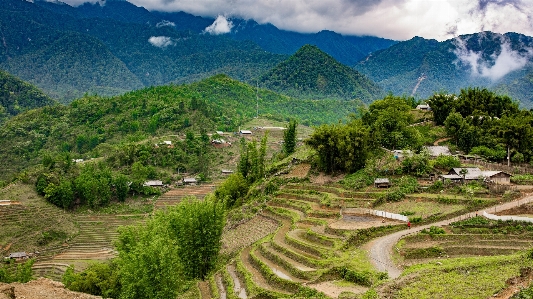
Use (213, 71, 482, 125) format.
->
(362, 95, 420, 150)
(427, 93, 456, 125)
(214, 172, 249, 208)
(306, 119, 371, 173)
(167, 197, 225, 279)
(116, 220, 185, 299)
(238, 133, 268, 183)
(283, 119, 298, 155)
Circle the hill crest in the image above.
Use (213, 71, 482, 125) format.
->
(260, 44, 384, 102)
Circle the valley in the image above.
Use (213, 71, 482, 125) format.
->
(1, 1, 533, 298)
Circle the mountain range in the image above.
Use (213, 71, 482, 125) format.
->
(1, 0, 533, 107)
(356, 32, 533, 107)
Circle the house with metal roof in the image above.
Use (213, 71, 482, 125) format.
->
(374, 178, 391, 188)
(424, 146, 452, 157)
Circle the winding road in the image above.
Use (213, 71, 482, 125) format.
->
(364, 194, 533, 279)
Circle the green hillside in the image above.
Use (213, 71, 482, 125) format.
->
(0, 69, 55, 123)
(356, 32, 533, 107)
(2, 33, 144, 101)
(0, 0, 286, 103)
(0, 74, 362, 181)
(259, 45, 384, 102)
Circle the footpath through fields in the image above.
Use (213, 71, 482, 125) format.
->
(364, 194, 533, 279)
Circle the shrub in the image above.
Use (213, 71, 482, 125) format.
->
(421, 226, 445, 236)
(432, 155, 461, 169)
(409, 216, 423, 223)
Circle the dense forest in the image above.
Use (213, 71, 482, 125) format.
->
(0, 74, 363, 183)
(356, 32, 533, 107)
(0, 69, 55, 124)
(260, 45, 384, 102)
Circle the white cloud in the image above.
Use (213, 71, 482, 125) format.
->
(148, 36, 175, 48)
(52, 0, 533, 40)
(454, 35, 531, 81)
(204, 15, 233, 35)
(156, 20, 175, 28)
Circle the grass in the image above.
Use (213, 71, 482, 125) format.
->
(378, 199, 466, 219)
(0, 183, 78, 253)
(73, 196, 154, 215)
(396, 254, 533, 299)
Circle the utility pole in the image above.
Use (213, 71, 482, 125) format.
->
(507, 145, 510, 167)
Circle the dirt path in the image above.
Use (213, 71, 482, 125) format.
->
(364, 195, 533, 279)
(215, 273, 227, 299)
(433, 137, 451, 146)
(198, 281, 212, 299)
(227, 264, 247, 299)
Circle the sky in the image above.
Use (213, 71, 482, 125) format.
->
(58, 0, 533, 41)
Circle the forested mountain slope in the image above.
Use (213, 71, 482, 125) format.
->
(0, 69, 55, 124)
(0, 74, 361, 181)
(0, 0, 394, 103)
(260, 45, 384, 102)
(356, 32, 533, 107)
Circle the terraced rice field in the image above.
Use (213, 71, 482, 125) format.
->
(32, 214, 147, 280)
(397, 210, 533, 267)
(155, 185, 215, 209)
(205, 183, 409, 299)
(31, 184, 220, 279)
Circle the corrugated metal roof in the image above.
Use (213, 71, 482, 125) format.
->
(9, 252, 27, 258)
(424, 146, 451, 156)
(450, 168, 484, 179)
(374, 178, 390, 184)
(143, 180, 163, 186)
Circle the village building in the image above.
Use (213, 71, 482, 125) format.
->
(416, 104, 431, 111)
(143, 180, 164, 187)
(183, 177, 198, 185)
(442, 167, 512, 184)
(8, 252, 28, 261)
(239, 130, 253, 135)
(424, 146, 451, 157)
(221, 169, 234, 175)
(393, 149, 412, 161)
(374, 178, 391, 188)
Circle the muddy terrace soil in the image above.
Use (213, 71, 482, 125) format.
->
(0, 278, 102, 299)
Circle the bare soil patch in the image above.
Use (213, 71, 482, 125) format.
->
(284, 163, 311, 179)
(198, 280, 212, 299)
(308, 281, 367, 298)
(221, 214, 279, 255)
(492, 267, 533, 299)
(0, 278, 102, 299)
(310, 173, 345, 185)
(496, 203, 533, 217)
(330, 214, 403, 230)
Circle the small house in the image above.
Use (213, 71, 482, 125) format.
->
(447, 168, 512, 185)
(143, 180, 164, 187)
(424, 146, 451, 157)
(482, 171, 512, 185)
(239, 130, 253, 135)
(221, 169, 234, 175)
(393, 150, 412, 161)
(183, 177, 198, 185)
(374, 178, 391, 188)
(8, 252, 28, 261)
(448, 167, 484, 181)
(439, 174, 462, 183)
(416, 104, 431, 111)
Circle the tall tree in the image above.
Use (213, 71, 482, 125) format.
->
(283, 119, 298, 155)
(167, 197, 225, 279)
